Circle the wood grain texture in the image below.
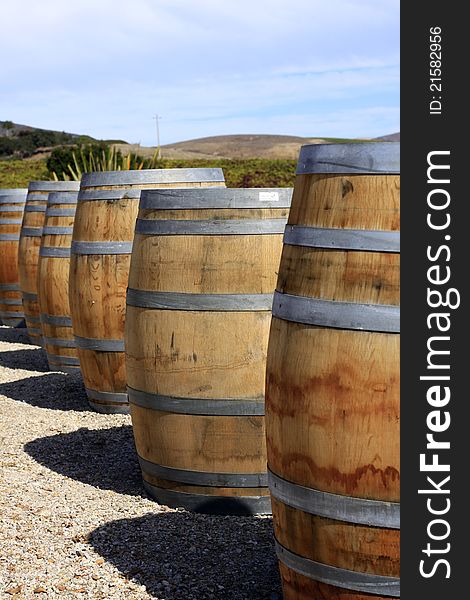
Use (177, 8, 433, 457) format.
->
(279, 565, 393, 600)
(69, 177, 223, 410)
(141, 472, 267, 498)
(18, 189, 48, 343)
(272, 498, 399, 576)
(0, 195, 25, 326)
(37, 195, 78, 371)
(126, 192, 288, 506)
(126, 308, 271, 398)
(132, 405, 266, 472)
(266, 171, 400, 599)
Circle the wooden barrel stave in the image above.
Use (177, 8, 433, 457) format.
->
(69, 169, 226, 413)
(266, 143, 400, 599)
(19, 181, 80, 345)
(126, 187, 292, 513)
(0, 189, 28, 327)
(38, 191, 80, 373)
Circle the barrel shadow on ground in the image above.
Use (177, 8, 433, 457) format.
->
(0, 372, 89, 411)
(0, 347, 50, 372)
(24, 425, 143, 497)
(0, 326, 32, 345)
(88, 512, 281, 600)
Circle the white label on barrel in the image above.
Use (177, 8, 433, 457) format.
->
(259, 192, 279, 202)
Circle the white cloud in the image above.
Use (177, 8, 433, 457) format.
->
(1, 0, 399, 142)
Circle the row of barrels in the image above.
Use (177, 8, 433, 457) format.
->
(0, 143, 400, 599)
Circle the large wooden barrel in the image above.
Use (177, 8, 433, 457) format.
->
(38, 191, 80, 373)
(0, 188, 28, 327)
(266, 143, 400, 599)
(69, 168, 225, 414)
(19, 181, 80, 345)
(126, 187, 292, 514)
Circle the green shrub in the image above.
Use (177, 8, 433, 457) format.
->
(1, 156, 296, 189)
(47, 144, 162, 180)
(0, 159, 49, 187)
(156, 158, 296, 188)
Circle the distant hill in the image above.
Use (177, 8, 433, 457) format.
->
(0, 120, 125, 159)
(1, 121, 399, 161)
(374, 132, 400, 142)
(114, 134, 370, 161)
(160, 134, 326, 160)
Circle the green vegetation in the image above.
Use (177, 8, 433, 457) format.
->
(0, 120, 127, 159)
(0, 156, 296, 189)
(321, 137, 370, 144)
(47, 144, 161, 180)
(0, 159, 49, 187)
(0, 129, 76, 158)
(154, 158, 296, 188)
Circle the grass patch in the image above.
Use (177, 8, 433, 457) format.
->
(0, 158, 297, 189)
(0, 159, 49, 188)
(157, 158, 296, 188)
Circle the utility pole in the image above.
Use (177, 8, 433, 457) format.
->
(153, 114, 162, 149)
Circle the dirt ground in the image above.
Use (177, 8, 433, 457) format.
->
(0, 327, 281, 600)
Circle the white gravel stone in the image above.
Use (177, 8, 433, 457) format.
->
(0, 327, 281, 599)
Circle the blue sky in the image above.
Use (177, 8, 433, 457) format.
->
(0, 0, 399, 145)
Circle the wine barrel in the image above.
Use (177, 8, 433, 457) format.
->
(125, 187, 292, 514)
(266, 143, 400, 599)
(69, 168, 225, 414)
(19, 181, 80, 345)
(0, 189, 28, 327)
(38, 191, 80, 373)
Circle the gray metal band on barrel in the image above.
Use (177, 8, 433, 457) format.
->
(128, 386, 265, 416)
(139, 187, 293, 209)
(24, 205, 47, 213)
(46, 353, 80, 366)
(26, 193, 47, 202)
(283, 225, 401, 253)
(43, 336, 76, 348)
(142, 480, 272, 515)
(40, 247, 71, 258)
(47, 192, 79, 205)
(1, 298, 23, 306)
(28, 181, 80, 192)
(45, 209, 76, 217)
(40, 314, 73, 327)
(0, 234, 20, 241)
(296, 142, 400, 175)
(71, 241, 133, 255)
(27, 327, 42, 336)
(138, 456, 268, 487)
(0, 283, 20, 291)
(80, 167, 224, 187)
(0, 206, 25, 212)
(43, 226, 74, 235)
(77, 189, 141, 202)
(21, 227, 42, 237)
(0, 310, 25, 318)
(0, 218, 22, 224)
(275, 540, 399, 597)
(0, 189, 28, 197)
(22, 292, 38, 302)
(268, 470, 400, 529)
(135, 218, 287, 236)
(85, 388, 128, 404)
(49, 364, 81, 375)
(25, 315, 40, 323)
(127, 288, 273, 312)
(75, 335, 125, 352)
(272, 291, 400, 333)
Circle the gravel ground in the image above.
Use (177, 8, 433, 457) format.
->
(0, 327, 281, 600)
